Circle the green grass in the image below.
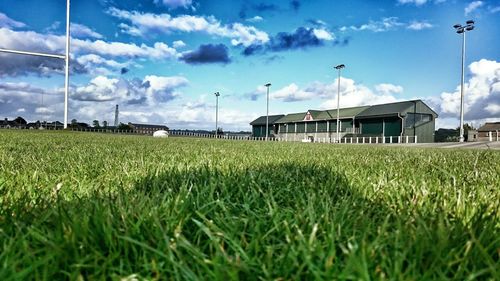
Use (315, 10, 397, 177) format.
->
(0, 130, 499, 280)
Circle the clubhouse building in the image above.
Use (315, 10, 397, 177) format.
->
(250, 100, 438, 143)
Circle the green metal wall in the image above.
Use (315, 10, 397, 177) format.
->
(306, 122, 316, 133)
(296, 123, 305, 133)
(404, 120, 436, 143)
(361, 119, 383, 134)
(252, 125, 262, 137)
(341, 120, 353, 132)
(384, 118, 401, 136)
(329, 122, 337, 132)
(360, 118, 401, 136)
(252, 125, 273, 137)
(317, 121, 328, 132)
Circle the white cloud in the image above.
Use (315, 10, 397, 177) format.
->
(143, 75, 189, 103)
(108, 8, 269, 47)
(343, 17, 433, 32)
(430, 59, 500, 123)
(0, 81, 62, 121)
(154, 0, 193, 9)
(490, 6, 500, 13)
(345, 17, 404, 32)
(0, 27, 177, 77)
(35, 107, 55, 114)
(313, 28, 334, 40)
(76, 54, 128, 75)
(173, 40, 186, 48)
(398, 0, 428, 5)
(265, 78, 401, 108)
(397, 0, 446, 6)
(0, 78, 256, 130)
(375, 83, 404, 95)
(465, 1, 484, 15)
(71, 23, 103, 39)
(407, 21, 434, 30)
(0, 12, 25, 29)
(271, 83, 316, 102)
(246, 16, 264, 23)
(72, 75, 189, 104)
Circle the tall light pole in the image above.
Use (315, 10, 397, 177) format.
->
(214, 92, 220, 137)
(334, 64, 345, 143)
(453, 20, 475, 142)
(264, 83, 272, 140)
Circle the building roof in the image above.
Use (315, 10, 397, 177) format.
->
(129, 123, 169, 129)
(477, 122, 500, 132)
(250, 114, 285, 125)
(252, 99, 438, 125)
(326, 106, 371, 119)
(274, 112, 307, 123)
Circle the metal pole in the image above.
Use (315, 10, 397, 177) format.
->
(459, 31, 466, 142)
(215, 94, 218, 137)
(63, 0, 71, 129)
(266, 85, 269, 141)
(0, 48, 65, 59)
(336, 68, 341, 143)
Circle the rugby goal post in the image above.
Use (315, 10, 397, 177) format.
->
(0, 0, 71, 129)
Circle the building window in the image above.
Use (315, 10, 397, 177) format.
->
(406, 113, 432, 128)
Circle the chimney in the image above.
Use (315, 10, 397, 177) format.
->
(114, 104, 119, 127)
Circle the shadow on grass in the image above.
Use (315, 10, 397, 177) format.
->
(1, 163, 498, 280)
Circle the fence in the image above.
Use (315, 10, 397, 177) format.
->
(277, 135, 418, 144)
(1, 126, 421, 144)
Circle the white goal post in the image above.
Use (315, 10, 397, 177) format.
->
(0, 0, 71, 129)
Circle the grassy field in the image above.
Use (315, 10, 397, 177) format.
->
(0, 130, 499, 280)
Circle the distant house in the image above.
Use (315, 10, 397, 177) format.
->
(43, 121, 64, 130)
(26, 121, 41, 129)
(128, 123, 169, 135)
(477, 122, 500, 141)
(1, 117, 27, 129)
(25, 121, 65, 130)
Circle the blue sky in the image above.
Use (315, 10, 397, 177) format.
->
(0, 0, 499, 130)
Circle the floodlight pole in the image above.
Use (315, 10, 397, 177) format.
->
(453, 20, 475, 142)
(63, 0, 71, 129)
(214, 92, 220, 137)
(265, 83, 272, 141)
(334, 64, 345, 143)
(459, 30, 465, 143)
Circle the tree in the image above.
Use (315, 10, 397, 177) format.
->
(102, 120, 108, 128)
(118, 123, 132, 130)
(71, 119, 78, 128)
(92, 120, 100, 128)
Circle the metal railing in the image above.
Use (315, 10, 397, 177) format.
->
(1, 127, 422, 144)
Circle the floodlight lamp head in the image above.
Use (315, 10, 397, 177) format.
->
(453, 24, 462, 29)
(214, 92, 220, 96)
(466, 26, 474, 31)
(335, 64, 345, 69)
(457, 29, 464, 34)
(265, 83, 271, 87)
(466, 20, 475, 25)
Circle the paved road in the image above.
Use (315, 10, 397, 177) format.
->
(386, 141, 500, 150)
